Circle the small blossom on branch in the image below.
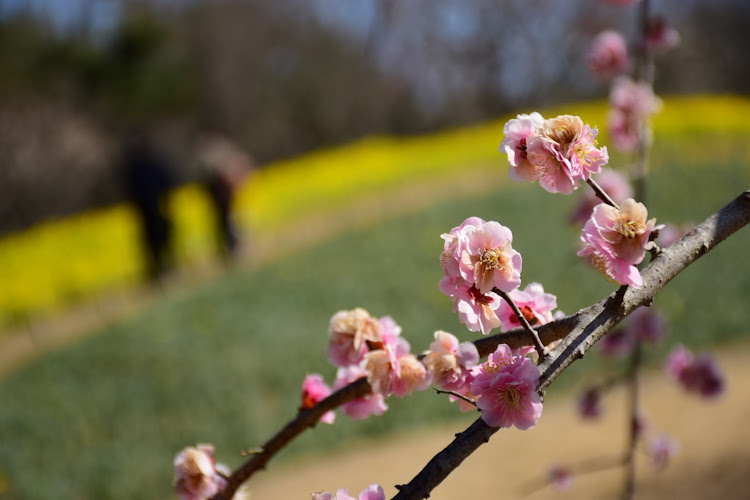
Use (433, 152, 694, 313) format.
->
(300, 374, 336, 424)
(576, 386, 604, 420)
(608, 77, 662, 153)
(587, 30, 632, 80)
(665, 345, 725, 399)
(439, 276, 503, 334)
(328, 308, 383, 367)
(500, 112, 545, 182)
(547, 463, 574, 490)
(470, 344, 543, 429)
(173, 444, 228, 500)
(570, 168, 632, 225)
(644, 16, 680, 52)
(422, 330, 479, 392)
(497, 282, 557, 332)
(578, 198, 660, 286)
(648, 434, 680, 470)
(333, 366, 388, 420)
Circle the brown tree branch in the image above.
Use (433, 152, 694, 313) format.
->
(391, 190, 750, 500)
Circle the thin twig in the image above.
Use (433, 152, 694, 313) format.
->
(494, 288, 548, 360)
(434, 388, 478, 408)
(586, 178, 620, 209)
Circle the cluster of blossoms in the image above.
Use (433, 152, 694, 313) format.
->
(501, 113, 609, 195)
(665, 345, 725, 399)
(312, 483, 385, 500)
(173, 444, 229, 500)
(302, 308, 432, 421)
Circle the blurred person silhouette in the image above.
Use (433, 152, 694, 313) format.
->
(121, 129, 176, 283)
(197, 134, 254, 261)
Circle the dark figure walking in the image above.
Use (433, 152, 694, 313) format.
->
(197, 135, 253, 261)
(121, 131, 175, 283)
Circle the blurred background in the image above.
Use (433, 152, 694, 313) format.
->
(1, 1, 749, 499)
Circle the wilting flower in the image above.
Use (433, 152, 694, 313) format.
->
(665, 345, 725, 399)
(312, 484, 385, 500)
(588, 30, 631, 79)
(577, 386, 604, 420)
(497, 282, 557, 332)
(440, 276, 503, 334)
(648, 434, 680, 469)
(470, 344, 543, 429)
(608, 77, 662, 153)
(578, 198, 660, 286)
(423, 330, 479, 392)
(526, 115, 609, 194)
(334, 366, 388, 419)
(500, 112, 545, 182)
(547, 464, 574, 490)
(300, 374, 336, 424)
(328, 308, 382, 367)
(644, 16, 680, 52)
(570, 168, 632, 225)
(174, 444, 227, 500)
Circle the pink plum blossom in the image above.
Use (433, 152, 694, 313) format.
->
(497, 282, 557, 332)
(665, 345, 725, 399)
(439, 276, 503, 335)
(547, 464, 574, 490)
(570, 168, 632, 225)
(598, 327, 636, 358)
(334, 366, 388, 419)
(173, 444, 227, 500)
(470, 344, 543, 429)
(458, 219, 522, 294)
(328, 308, 382, 367)
(440, 216, 485, 278)
(629, 306, 665, 344)
(300, 374, 336, 424)
(608, 77, 662, 153)
(578, 198, 660, 286)
(422, 330, 479, 392)
(390, 354, 431, 397)
(577, 386, 604, 420)
(500, 112, 545, 182)
(312, 484, 385, 500)
(648, 434, 680, 469)
(587, 30, 631, 80)
(526, 115, 609, 194)
(645, 16, 680, 52)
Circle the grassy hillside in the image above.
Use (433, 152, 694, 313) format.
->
(1, 95, 749, 328)
(0, 111, 748, 498)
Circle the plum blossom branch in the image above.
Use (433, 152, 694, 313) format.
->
(586, 177, 620, 209)
(390, 190, 750, 500)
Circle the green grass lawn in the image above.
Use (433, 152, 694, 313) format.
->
(1, 126, 749, 498)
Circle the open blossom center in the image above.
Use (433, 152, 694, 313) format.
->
(480, 248, 507, 272)
(498, 385, 522, 408)
(614, 216, 644, 238)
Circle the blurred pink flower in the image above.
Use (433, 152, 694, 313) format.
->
(656, 223, 689, 247)
(527, 115, 609, 194)
(300, 374, 336, 424)
(173, 444, 227, 500)
(328, 308, 383, 367)
(470, 344, 543, 429)
(547, 464, 574, 490)
(423, 330, 479, 392)
(440, 276, 504, 334)
(665, 345, 725, 399)
(570, 168, 632, 225)
(629, 306, 665, 344)
(312, 484, 385, 500)
(459, 219, 522, 294)
(608, 77, 662, 153)
(334, 366, 388, 419)
(588, 30, 631, 79)
(598, 327, 635, 358)
(578, 198, 659, 286)
(497, 282, 557, 332)
(648, 434, 680, 469)
(500, 112, 545, 182)
(577, 386, 604, 420)
(645, 16, 680, 52)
